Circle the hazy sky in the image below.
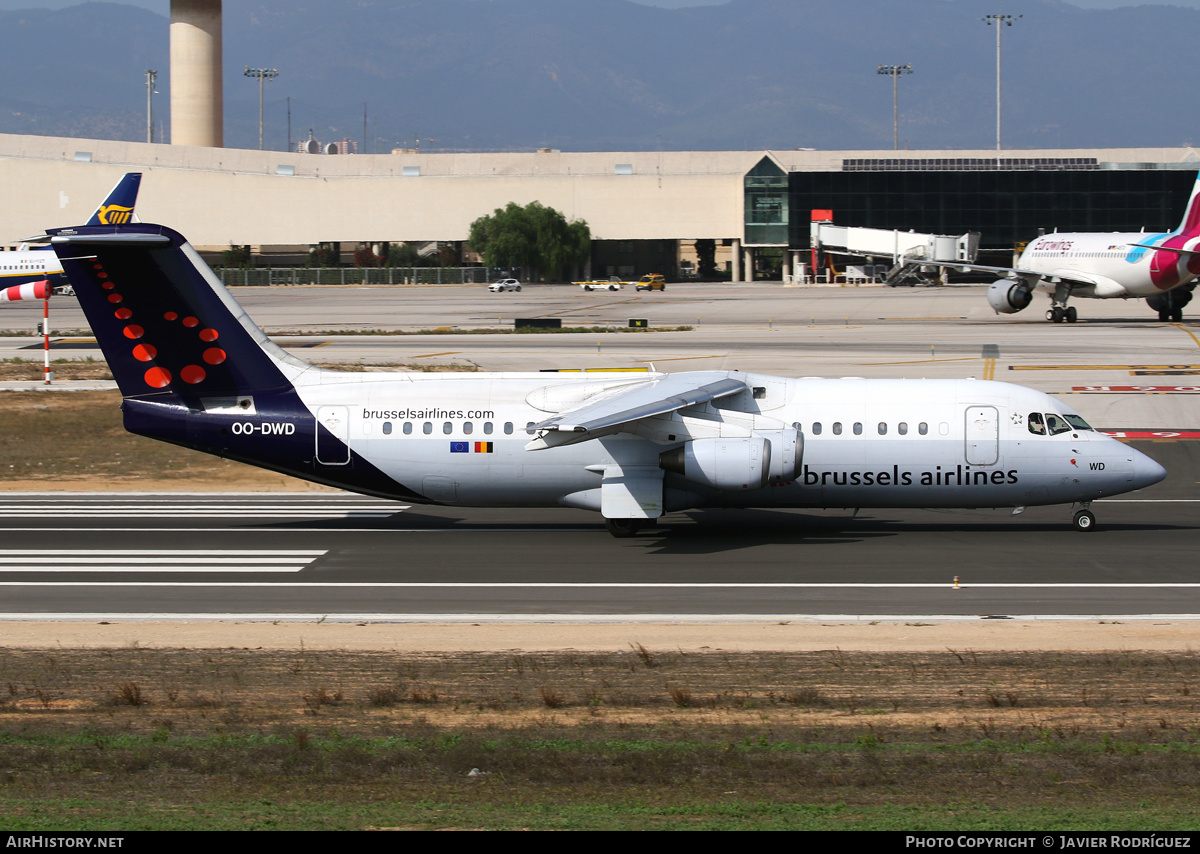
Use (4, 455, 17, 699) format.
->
(3, 1, 1200, 12)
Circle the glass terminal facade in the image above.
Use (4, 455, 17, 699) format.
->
(785, 164, 1197, 250)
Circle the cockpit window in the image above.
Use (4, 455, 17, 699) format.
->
(1063, 414, 1092, 431)
(1028, 412, 1045, 435)
(1045, 414, 1072, 435)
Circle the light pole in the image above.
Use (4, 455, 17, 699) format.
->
(877, 64, 912, 150)
(243, 66, 279, 150)
(983, 14, 1020, 151)
(145, 70, 157, 143)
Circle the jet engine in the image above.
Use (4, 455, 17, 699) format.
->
(660, 437, 769, 491)
(1146, 283, 1194, 321)
(658, 430, 803, 491)
(987, 279, 1034, 314)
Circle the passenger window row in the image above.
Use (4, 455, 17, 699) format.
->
(377, 421, 543, 437)
(380, 421, 517, 436)
(809, 421, 930, 436)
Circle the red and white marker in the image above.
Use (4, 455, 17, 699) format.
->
(0, 280, 51, 302)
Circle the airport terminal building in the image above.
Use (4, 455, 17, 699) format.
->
(2, 133, 1197, 281)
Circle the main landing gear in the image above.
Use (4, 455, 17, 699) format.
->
(1046, 305, 1078, 324)
(1046, 283, 1078, 323)
(1072, 503, 1096, 532)
(604, 518, 643, 538)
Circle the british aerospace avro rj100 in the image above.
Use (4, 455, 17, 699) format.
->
(48, 222, 1166, 536)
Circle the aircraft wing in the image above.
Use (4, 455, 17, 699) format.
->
(918, 259, 1119, 289)
(525, 372, 746, 450)
(910, 259, 1046, 281)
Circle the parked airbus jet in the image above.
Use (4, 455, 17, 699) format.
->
(1, 173, 141, 289)
(48, 222, 1166, 535)
(930, 172, 1200, 323)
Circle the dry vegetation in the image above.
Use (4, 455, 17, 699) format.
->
(0, 645, 1198, 828)
(0, 389, 300, 490)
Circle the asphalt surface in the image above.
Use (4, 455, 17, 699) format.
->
(0, 436, 1193, 620)
(1, 282, 1197, 620)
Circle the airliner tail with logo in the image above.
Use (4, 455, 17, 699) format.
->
(0, 173, 141, 290)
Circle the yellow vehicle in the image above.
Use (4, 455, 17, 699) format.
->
(635, 274, 665, 292)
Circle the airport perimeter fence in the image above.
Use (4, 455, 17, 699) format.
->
(215, 267, 489, 287)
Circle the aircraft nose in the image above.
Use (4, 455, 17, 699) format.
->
(1130, 449, 1167, 490)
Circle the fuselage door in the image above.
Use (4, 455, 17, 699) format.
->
(964, 405, 999, 466)
(316, 405, 351, 465)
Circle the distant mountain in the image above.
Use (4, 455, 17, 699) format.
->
(2, 0, 1199, 152)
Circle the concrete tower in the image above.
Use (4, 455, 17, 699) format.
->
(170, 0, 223, 148)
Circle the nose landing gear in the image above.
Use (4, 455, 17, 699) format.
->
(1072, 504, 1096, 532)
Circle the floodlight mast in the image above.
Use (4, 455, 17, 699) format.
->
(244, 66, 279, 150)
(877, 64, 912, 150)
(983, 14, 1021, 151)
(145, 70, 158, 144)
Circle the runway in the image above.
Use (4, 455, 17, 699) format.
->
(0, 472, 1195, 621)
(2, 283, 1197, 622)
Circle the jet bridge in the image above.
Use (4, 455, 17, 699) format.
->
(810, 211, 979, 285)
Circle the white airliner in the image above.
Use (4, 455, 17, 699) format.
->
(1, 173, 141, 289)
(47, 222, 1167, 536)
(931, 172, 1200, 323)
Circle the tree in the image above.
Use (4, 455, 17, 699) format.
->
(221, 244, 252, 269)
(468, 201, 590, 281)
(386, 242, 422, 267)
(353, 244, 380, 268)
(308, 243, 340, 267)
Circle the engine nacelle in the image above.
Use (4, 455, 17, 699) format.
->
(987, 279, 1034, 314)
(660, 436, 769, 491)
(1146, 286, 1193, 313)
(756, 428, 803, 483)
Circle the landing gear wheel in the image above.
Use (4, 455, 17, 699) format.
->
(1072, 509, 1096, 532)
(1066, 306, 1077, 323)
(604, 518, 643, 538)
(1159, 310, 1171, 322)
(1171, 310, 1183, 322)
(1047, 307, 1065, 323)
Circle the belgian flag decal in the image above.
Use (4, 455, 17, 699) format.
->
(474, 442, 493, 453)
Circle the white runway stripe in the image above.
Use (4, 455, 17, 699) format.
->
(0, 549, 326, 574)
(0, 504, 405, 518)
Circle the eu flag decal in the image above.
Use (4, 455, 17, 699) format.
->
(450, 441, 469, 453)
(474, 442, 494, 453)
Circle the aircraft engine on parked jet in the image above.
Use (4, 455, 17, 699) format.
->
(1145, 283, 1194, 321)
(987, 279, 1034, 314)
(659, 430, 802, 491)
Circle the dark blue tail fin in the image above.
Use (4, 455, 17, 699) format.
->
(49, 223, 304, 401)
(85, 173, 142, 226)
(46, 221, 409, 498)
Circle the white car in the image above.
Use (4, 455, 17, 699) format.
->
(488, 278, 521, 292)
(578, 278, 624, 291)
